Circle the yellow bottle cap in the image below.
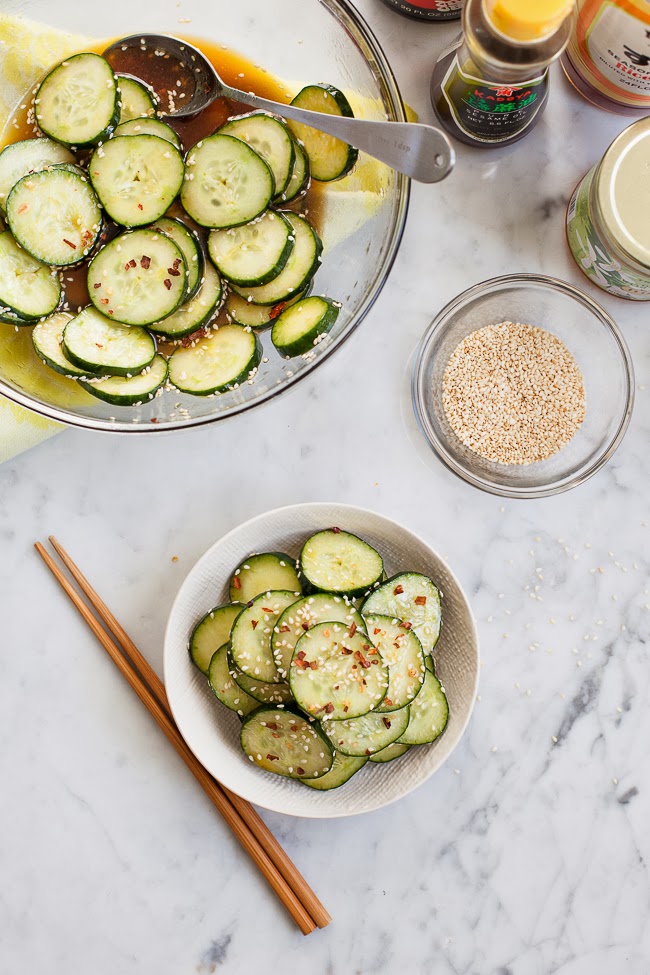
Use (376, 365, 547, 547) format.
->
(485, 0, 574, 42)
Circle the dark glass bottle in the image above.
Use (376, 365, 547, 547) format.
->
(378, 0, 463, 22)
(430, 0, 574, 147)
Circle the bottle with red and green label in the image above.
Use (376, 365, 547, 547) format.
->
(430, 0, 575, 147)
(378, 0, 463, 21)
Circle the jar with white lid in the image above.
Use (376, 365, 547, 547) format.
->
(567, 117, 650, 300)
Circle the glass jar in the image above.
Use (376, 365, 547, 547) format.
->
(566, 117, 650, 300)
(377, 0, 463, 21)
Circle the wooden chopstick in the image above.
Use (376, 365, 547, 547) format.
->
(34, 541, 327, 936)
(46, 535, 331, 930)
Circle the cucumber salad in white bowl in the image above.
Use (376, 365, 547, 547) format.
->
(164, 503, 479, 817)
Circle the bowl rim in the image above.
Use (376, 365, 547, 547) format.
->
(163, 501, 480, 818)
(0, 0, 410, 434)
(411, 272, 636, 500)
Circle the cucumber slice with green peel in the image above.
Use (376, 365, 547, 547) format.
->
(288, 85, 358, 182)
(369, 742, 411, 764)
(87, 229, 187, 326)
(271, 295, 339, 358)
(150, 216, 203, 299)
(221, 112, 295, 198)
(272, 592, 366, 679)
(300, 529, 383, 598)
(208, 209, 293, 287)
(150, 261, 222, 339)
(289, 621, 388, 721)
(278, 141, 310, 205)
(397, 667, 449, 745)
(35, 53, 120, 148)
(80, 353, 168, 405)
(301, 751, 366, 790)
(224, 286, 309, 330)
(0, 231, 61, 320)
(114, 118, 181, 149)
(117, 75, 157, 123)
(229, 655, 294, 705)
(62, 306, 155, 376)
(190, 603, 242, 673)
(240, 706, 333, 779)
(230, 590, 298, 684)
(0, 138, 75, 212)
(6, 168, 102, 267)
(229, 552, 301, 603)
(89, 135, 184, 227)
(32, 312, 88, 376)
(168, 324, 261, 396)
(208, 644, 258, 717)
(364, 614, 426, 713)
(0, 310, 32, 327)
(322, 704, 410, 757)
(181, 133, 274, 229)
(231, 213, 321, 306)
(362, 573, 443, 654)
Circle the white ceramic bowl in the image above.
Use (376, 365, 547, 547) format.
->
(164, 503, 479, 817)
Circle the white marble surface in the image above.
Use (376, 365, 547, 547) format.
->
(1, 4, 650, 973)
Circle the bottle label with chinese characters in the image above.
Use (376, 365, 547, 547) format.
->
(441, 55, 547, 142)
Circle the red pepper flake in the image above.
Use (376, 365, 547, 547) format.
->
(271, 732, 281, 739)
(262, 607, 273, 613)
(269, 301, 287, 320)
(137, 203, 144, 210)
(124, 261, 132, 271)
(266, 754, 279, 761)
(173, 257, 182, 269)
(324, 703, 334, 714)
(251, 620, 258, 630)
(150, 417, 159, 424)
(349, 622, 357, 637)
(296, 767, 305, 775)
(95, 343, 103, 349)
(384, 698, 393, 707)
(163, 278, 172, 290)
(296, 651, 306, 661)
(266, 722, 278, 730)
(341, 647, 353, 656)
(382, 717, 392, 729)
(415, 595, 427, 606)
(331, 526, 341, 534)
(373, 627, 381, 635)
(93, 282, 102, 289)
(394, 585, 404, 595)
(310, 660, 318, 671)
(343, 705, 349, 713)
(129, 258, 137, 268)
(140, 255, 151, 269)
(62, 238, 76, 249)
(232, 576, 241, 590)
(365, 748, 372, 756)
(280, 625, 291, 633)
(370, 659, 379, 665)
(290, 726, 299, 733)
(400, 621, 412, 630)
(167, 266, 181, 276)
(100, 298, 109, 305)
(301, 622, 310, 630)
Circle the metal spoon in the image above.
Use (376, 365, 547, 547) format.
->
(103, 34, 454, 183)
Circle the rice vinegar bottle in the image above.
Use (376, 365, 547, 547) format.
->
(430, 0, 575, 147)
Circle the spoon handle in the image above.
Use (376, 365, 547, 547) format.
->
(220, 86, 455, 183)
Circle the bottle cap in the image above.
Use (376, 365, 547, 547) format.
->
(485, 0, 574, 42)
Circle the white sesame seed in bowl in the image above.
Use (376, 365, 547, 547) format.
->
(412, 274, 635, 499)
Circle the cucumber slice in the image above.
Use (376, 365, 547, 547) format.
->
(288, 85, 358, 182)
(364, 614, 426, 713)
(322, 704, 410, 757)
(229, 658, 294, 706)
(117, 75, 157, 123)
(32, 312, 88, 376)
(220, 112, 295, 198)
(150, 216, 202, 299)
(150, 261, 222, 339)
(35, 53, 119, 148)
(80, 353, 168, 405)
(301, 751, 366, 790)
(208, 644, 258, 717)
(240, 706, 333, 779)
(208, 209, 293, 287)
(225, 287, 309, 330)
(190, 603, 242, 674)
(272, 592, 366, 679)
(271, 295, 339, 358)
(63, 306, 155, 376)
(278, 141, 310, 205)
(6, 168, 102, 267)
(229, 551, 302, 603)
(0, 138, 75, 212)
(300, 529, 383, 598)
(87, 229, 187, 326)
(168, 324, 261, 396)
(289, 621, 388, 721)
(231, 213, 321, 305)
(181, 133, 274, 229)
(230, 590, 297, 684)
(114, 118, 181, 149)
(362, 573, 443, 654)
(397, 667, 449, 745)
(369, 742, 411, 764)
(89, 135, 184, 227)
(0, 231, 61, 320)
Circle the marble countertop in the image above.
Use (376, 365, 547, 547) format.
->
(1, 4, 649, 973)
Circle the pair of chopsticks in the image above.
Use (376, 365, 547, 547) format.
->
(34, 536, 330, 935)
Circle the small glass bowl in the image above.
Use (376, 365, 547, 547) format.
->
(411, 274, 635, 499)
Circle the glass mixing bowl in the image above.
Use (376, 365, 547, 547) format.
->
(411, 275, 635, 499)
(0, 0, 408, 432)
